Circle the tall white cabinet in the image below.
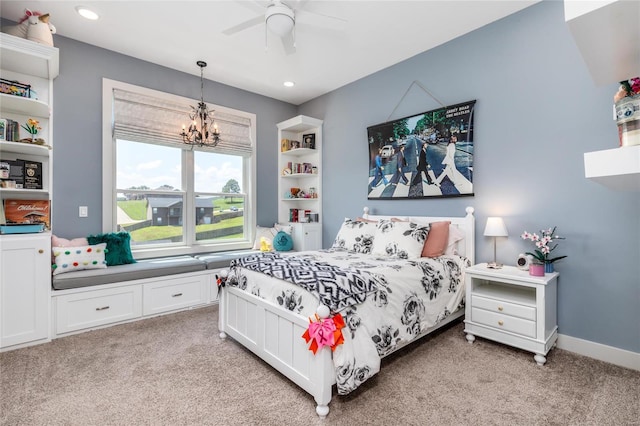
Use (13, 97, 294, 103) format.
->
(277, 115, 323, 251)
(0, 34, 58, 350)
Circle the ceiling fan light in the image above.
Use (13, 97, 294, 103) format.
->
(266, 6, 294, 36)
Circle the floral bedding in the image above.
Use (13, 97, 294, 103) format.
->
(226, 248, 470, 395)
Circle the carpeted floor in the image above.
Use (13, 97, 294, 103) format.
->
(1, 305, 638, 426)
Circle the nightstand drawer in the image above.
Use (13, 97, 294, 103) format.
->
(471, 307, 536, 338)
(472, 295, 535, 321)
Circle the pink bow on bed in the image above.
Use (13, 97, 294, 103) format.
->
(302, 313, 345, 355)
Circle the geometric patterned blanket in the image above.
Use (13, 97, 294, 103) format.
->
(230, 252, 380, 312)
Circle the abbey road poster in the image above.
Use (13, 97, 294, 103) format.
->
(367, 100, 475, 199)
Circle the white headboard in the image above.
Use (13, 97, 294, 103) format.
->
(362, 206, 475, 265)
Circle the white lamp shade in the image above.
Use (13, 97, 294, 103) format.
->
(484, 217, 508, 237)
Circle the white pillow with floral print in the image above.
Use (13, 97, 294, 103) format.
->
(371, 219, 429, 259)
(331, 218, 377, 253)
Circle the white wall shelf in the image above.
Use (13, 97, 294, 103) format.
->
(564, 0, 639, 86)
(584, 145, 640, 191)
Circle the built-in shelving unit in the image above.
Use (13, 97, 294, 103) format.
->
(0, 33, 58, 351)
(277, 115, 323, 251)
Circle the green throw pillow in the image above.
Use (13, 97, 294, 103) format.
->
(87, 232, 136, 266)
(273, 230, 293, 251)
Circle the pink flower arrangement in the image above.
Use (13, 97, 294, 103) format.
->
(614, 77, 640, 103)
(521, 227, 567, 265)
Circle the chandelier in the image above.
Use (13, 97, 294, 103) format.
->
(180, 61, 220, 147)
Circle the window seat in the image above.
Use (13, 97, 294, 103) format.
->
(52, 249, 257, 291)
(51, 249, 257, 337)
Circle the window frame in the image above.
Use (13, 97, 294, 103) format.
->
(102, 78, 256, 259)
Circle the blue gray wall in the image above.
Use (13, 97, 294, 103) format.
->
(299, 1, 639, 353)
(50, 36, 294, 237)
(41, 0, 638, 354)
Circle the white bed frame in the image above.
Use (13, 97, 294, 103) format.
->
(218, 207, 475, 418)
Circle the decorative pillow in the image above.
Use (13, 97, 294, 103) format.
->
(331, 218, 377, 253)
(253, 226, 277, 250)
(421, 221, 451, 257)
(274, 223, 293, 234)
(87, 232, 136, 266)
(51, 235, 89, 263)
(52, 235, 89, 247)
(371, 220, 429, 259)
(52, 243, 108, 276)
(273, 230, 293, 251)
(444, 225, 465, 255)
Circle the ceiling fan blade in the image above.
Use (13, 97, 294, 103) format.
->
(296, 9, 347, 32)
(281, 32, 296, 55)
(235, 0, 268, 15)
(222, 15, 265, 36)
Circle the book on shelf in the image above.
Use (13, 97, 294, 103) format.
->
(18, 159, 43, 190)
(0, 159, 24, 188)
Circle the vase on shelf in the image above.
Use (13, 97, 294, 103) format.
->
(544, 262, 554, 274)
(529, 263, 544, 277)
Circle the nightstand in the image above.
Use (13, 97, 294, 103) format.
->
(464, 263, 558, 365)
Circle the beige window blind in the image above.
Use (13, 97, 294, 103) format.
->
(111, 88, 253, 156)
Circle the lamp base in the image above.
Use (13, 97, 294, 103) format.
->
(486, 262, 503, 269)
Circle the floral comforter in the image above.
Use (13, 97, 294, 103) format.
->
(226, 249, 470, 395)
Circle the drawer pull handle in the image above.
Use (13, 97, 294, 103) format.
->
(498, 306, 504, 311)
(498, 320, 504, 326)
(172, 293, 183, 297)
(38, 249, 44, 254)
(96, 306, 110, 311)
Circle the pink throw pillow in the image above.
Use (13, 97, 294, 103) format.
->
(51, 235, 89, 263)
(421, 221, 451, 257)
(52, 235, 89, 247)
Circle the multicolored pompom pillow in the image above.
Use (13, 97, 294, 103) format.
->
(52, 243, 108, 275)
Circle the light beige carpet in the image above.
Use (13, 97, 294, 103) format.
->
(1, 305, 638, 426)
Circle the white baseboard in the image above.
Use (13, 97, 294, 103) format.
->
(557, 333, 640, 371)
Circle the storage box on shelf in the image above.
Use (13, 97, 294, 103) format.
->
(277, 115, 323, 251)
(0, 34, 58, 351)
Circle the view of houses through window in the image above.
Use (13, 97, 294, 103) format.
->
(115, 139, 246, 249)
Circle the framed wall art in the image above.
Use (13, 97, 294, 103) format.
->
(367, 100, 476, 199)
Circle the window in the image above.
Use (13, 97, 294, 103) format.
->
(103, 79, 256, 258)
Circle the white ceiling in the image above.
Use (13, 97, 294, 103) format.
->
(1, 1, 538, 105)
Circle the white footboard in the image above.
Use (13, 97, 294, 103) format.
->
(219, 286, 335, 417)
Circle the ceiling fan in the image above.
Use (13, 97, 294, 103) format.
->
(222, 0, 346, 54)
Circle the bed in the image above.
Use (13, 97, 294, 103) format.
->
(218, 207, 475, 417)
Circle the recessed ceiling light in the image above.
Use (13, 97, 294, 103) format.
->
(283, 81, 295, 87)
(75, 6, 99, 20)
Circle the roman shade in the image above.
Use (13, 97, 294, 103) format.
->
(111, 88, 253, 156)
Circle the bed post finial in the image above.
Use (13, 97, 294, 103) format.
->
(316, 305, 330, 319)
(465, 206, 474, 215)
(363, 206, 370, 218)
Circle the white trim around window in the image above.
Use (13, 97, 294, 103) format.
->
(102, 78, 257, 259)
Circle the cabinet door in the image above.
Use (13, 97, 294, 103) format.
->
(0, 235, 50, 348)
(293, 223, 322, 251)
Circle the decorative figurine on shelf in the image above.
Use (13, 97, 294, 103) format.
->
(20, 118, 46, 146)
(3, 9, 56, 47)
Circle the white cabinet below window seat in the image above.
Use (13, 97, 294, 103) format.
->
(52, 271, 216, 337)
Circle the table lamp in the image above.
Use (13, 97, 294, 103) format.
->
(484, 217, 508, 269)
